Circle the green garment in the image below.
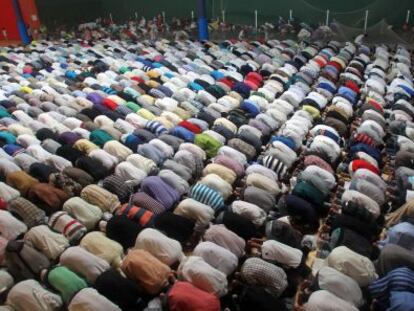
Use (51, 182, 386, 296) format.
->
(194, 133, 222, 158)
(0, 131, 16, 144)
(292, 180, 326, 213)
(47, 266, 87, 303)
(119, 66, 130, 74)
(89, 129, 114, 147)
(126, 101, 141, 112)
(0, 109, 11, 119)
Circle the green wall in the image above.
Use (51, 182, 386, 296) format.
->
(35, 0, 414, 29)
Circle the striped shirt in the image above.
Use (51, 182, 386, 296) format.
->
(189, 183, 225, 211)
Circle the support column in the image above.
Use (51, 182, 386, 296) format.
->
(197, 0, 209, 41)
(11, 0, 30, 44)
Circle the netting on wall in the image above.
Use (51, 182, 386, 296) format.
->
(213, 0, 412, 28)
(331, 20, 409, 45)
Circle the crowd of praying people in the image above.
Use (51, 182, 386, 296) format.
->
(0, 27, 413, 311)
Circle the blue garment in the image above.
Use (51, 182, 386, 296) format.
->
(398, 84, 414, 97)
(188, 82, 204, 92)
(164, 72, 175, 79)
(270, 135, 296, 151)
(169, 126, 195, 142)
(0, 132, 16, 145)
(65, 70, 77, 79)
(350, 143, 382, 166)
(388, 291, 414, 311)
(3, 144, 24, 156)
(123, 134, 143, 151)
(313, 128, 341, 145)
(338, 86, 357, 104)
(240, 100, 260, 117)
(211, 70, 225, 80)
(318, 81, 336, 94)
(369, 267, 414, 311)
(378, 222, 414, 251)
(232, 82, 251, 98)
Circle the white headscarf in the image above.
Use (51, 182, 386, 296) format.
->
(7, 279, 63, 311)
(115, 161, 147, 183)
(199, 174, 233, 199)
(0, 182, 20, 202)
(326, 246, 378, 287)
(24, 225, 69, 260)
(89, 149, 119, 170)
(231, 200, 267, 227)
(193, 241, 238, 276)
(135, 228, 184, 266)
(317, 266, 363, 307)
(305, 290, 358, 311)
(174, 198, 215, 226)
(59, 246, 110, 284)
(261, 240, 302, 268)
(178, 256, 228, 297)
(68, 287, 121, 311)
(0, 210, 27, 240)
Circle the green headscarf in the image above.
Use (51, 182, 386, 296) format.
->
(0, 131, 16, 144)
(292, 180, 326, 213)
(125, 101, 141, 112)
(89, 129, 114, 147)
(47, 266, 87, 303)
(194, 133, 222, 158)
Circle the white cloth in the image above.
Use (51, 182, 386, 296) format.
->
(326, 246, 378, 287)
(174, 198, 215, 226)
(115, 161, 147, 183)
(305, 290, 358, 311)
(68, 288, 121, 311)
(7, 279, 63, 311)
(0, 182, 20, 202)
(135, 228, 184, 266)
(0, 210, 27, 240)
(317, 266, 363, 307)
(193, 241, 238, 276)
(178, 256, 228, 297)
(261, 240, 302, 268)
(231, 200, 267, 227)
(24, 225, 69, 260)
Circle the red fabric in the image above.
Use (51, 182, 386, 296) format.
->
(353, 133, 376, 147)
(117, 204, 154, 227)
(218, 78, 234, 89)
(367, 98, 384, 113)
(178, 120, 201, 134)
(351, 159, 380, 175)
(345, 80, 360, 94)
(131, 76, 145, 84)
(19, 0, 41, 30)
(314, 57, 326, 68)
(168, 281, 220, 311)
(246, 72, 263, 84)
(0, 0, 20, 40)
(102, 98, 118, 111)
(0, 198, 7, 210)
(243, 79, 259, 91)
(327, 61, 342, 72)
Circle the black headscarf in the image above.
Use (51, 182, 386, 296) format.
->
(74, 156, 110, 181)
(94, 269, 147, 311)
(106, 215, 142, 250)
(153, 212, 195, 245)
(220, 211, 258, 240)
(29, 163, 58, 183)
